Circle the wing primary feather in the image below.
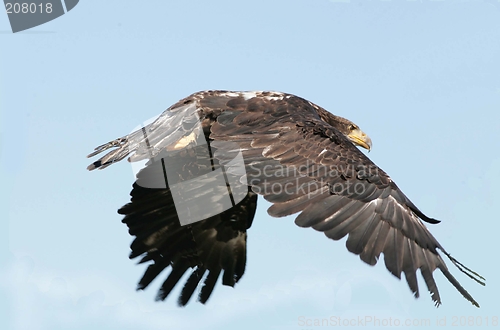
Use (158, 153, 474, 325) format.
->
(420, 266, 441, 307)
(221, 245, 237, 287)
(178, 267, 206, 306)
(199, 269, 221, 304)
(438, 265, 480, 308)
(383, 228, 404, 279)
(402, 239, 419, 298)
(441, 250, 486, 286)
(137, 260, 169, 290)
(233, 241, 247, 282)
(177, 267, 206, 306)
(156, 261, 190, 301)
(420, 250, 441, 307)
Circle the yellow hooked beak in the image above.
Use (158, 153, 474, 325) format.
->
(347, 128, 372, 151)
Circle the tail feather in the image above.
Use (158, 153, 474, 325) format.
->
(439, 265, 480, 308)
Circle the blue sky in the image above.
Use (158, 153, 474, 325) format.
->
(1, 0, 499, 329)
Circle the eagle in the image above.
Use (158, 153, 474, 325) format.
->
(87, 90, 484, 307)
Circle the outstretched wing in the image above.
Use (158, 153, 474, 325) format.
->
(206, 92, 484, 307)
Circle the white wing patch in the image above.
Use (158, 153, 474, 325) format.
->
(168, 131, 199, 150)
(261, 91, 285, 101)
(241, 91, 258, 100)
(219, 92, 240, 98)
(308, 101, 320, 110)
(219, 91, 285, 101)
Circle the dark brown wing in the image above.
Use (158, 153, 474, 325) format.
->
(208, 92, 484, 307)
(117, 145, 257, 306)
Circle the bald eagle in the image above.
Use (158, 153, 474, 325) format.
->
(87, 90, 484, 307)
